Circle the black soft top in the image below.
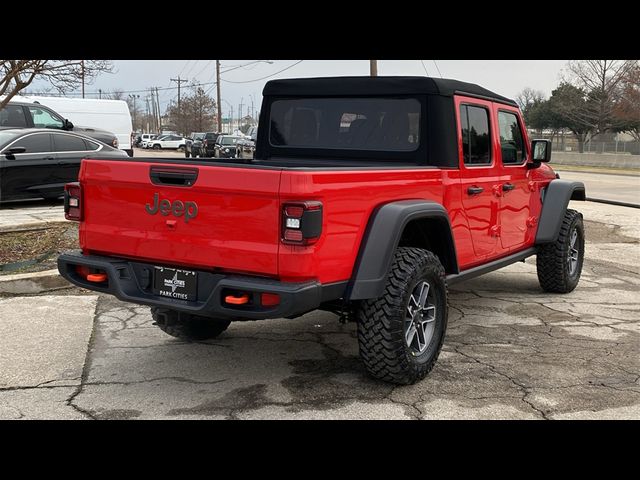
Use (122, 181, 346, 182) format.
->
(263, 76, 517, 107)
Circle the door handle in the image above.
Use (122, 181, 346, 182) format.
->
(57, 161, 71, 165)
(43, 156, 55, 161)
(467, 186, 484, 195)
(502, 183, 515, 192)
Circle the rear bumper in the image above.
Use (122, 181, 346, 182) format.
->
(57, 251, 335, 320)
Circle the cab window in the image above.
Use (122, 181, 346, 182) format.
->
(498, 111, 526, 165)
(460, 104, 491, 165)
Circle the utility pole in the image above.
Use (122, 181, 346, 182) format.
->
(145, 95, 151, 133)
(216, 60, 222, 132)
(156, 87, 162, 134)
(370, 60, 378, 77)
(129, 94, 140, 131)
(238, 97, 244, 132)
(150, 90, 157, 132)
(81, 60, 85, 98)
(170, 76, 189, 114)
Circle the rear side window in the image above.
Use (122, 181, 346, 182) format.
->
(498, 111, 526, 164)
(53, 134, 88, 151)
(12, 133, 52, 153)
(0, 105, 28, 127)
(269, 97, 421, 152)
(84, 139, 100, 151)
(459, 105, 491, 165)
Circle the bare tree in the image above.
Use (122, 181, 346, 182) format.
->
(560, 60, 638, 137)
(107, 89, 125, 101)
(166, 87, 216, 136)
(515, 87, 545, 112)
(0, 60, 113, 109)
(613, 65, 640, 141)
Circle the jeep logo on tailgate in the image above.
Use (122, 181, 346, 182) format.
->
(145, 193, 198, 222)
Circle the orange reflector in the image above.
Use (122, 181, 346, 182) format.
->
(225, 294, 250, 305)
(87, 273, 107, 283)
(261, 293, 280, 306)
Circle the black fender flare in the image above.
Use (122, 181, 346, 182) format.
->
(347, 200, 458, 300)
(536, 179, 586, 244)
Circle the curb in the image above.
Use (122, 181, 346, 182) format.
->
(0, 269, 69, 294)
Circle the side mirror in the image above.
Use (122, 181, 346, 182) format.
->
(531, 139, 551, 163)
(4, 146, 26, 159)
(63, 119, 74, 130)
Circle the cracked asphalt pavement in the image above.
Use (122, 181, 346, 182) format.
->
(0, 200, 638, 419)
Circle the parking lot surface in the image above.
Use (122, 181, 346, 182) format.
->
(1, 200, 638, 419)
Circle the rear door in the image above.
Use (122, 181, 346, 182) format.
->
(456, 96, 500, 263)
(495, 107, 532, 251)
(51, 132, 87, 184)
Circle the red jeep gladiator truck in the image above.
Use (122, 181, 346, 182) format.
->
(58, 76, 586, 384)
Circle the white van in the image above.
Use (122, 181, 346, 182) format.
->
(12, 95, 133, 156)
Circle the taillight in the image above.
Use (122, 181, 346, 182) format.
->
(204, 139, 208, 147)
(64, 182, 82, 221)
(281, 201, 322, 245)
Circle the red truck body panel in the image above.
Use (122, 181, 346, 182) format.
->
(78, 160, 282, 276)
(75, 95, 555, 288)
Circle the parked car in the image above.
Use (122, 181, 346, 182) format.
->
(237, 136, 255, 159)
(185, 132, 206, 158)
(0, 128, 127, 202)
(149, 134, 187, 151)
(201, 132, 221, 157)
(0, 101, 120, 153)
(57, 75, 586, 385)
(9, 96, 133, 157)
(142, 134, 162, 149)
(139, 133, 157, 147)
(214, 135, 243, 158)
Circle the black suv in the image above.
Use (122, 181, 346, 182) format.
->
(0, 101, 120, 151)
(201, 132, 221, 158)
(185, 132, 206, 158)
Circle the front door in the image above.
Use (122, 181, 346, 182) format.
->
(0, 132, 55, 201)
(496, 109, 531, 251)
(457, 98, 500, 263)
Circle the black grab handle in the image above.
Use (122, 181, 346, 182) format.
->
(149, 167, 198, 187)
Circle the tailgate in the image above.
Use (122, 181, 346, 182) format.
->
(79, 159, 282, 276)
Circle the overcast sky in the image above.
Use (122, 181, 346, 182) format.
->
(27, 60, 570, 116)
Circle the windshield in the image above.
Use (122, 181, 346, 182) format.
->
(220, 137, 240, 145)
(269, 97, 421, 152)
(194, 133, 206, 140)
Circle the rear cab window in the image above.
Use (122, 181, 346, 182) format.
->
(264, 96, 426, 164)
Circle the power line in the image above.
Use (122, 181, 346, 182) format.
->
(220, 61, 303, 84)
(192, 60, 215, 80)
(177, 60, 191, 77)
(420, 60, 430, 76)
(432, 60, 443, 78)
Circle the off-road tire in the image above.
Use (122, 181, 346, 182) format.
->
(357, 247, 448, 385)
(185, 150, 191, 158)
(536, 208, 584, 293)
(151, 307, 231, 341)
